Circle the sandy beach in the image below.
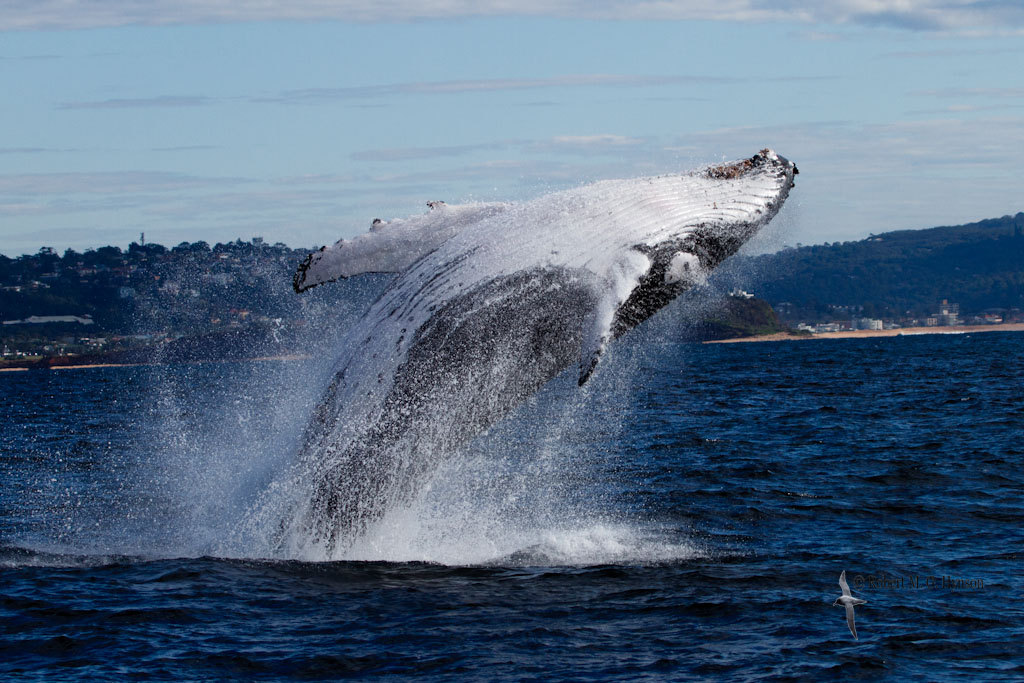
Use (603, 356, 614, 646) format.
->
(0, 354, 313, 372)
(4, 328, 1021, 371)
(707, 322, 1024, 344)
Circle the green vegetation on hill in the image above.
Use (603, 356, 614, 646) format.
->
(0, 240, 301, 332)
(734, 212, 1024, 320)
(688, 296, 789, 340)
(0, 239, 373, 361)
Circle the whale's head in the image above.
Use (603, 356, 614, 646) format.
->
(590, 149, 797, 379)
(678, 148, 798, 272)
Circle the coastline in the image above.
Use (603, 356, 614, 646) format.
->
(0, 354, 312, 373)
(4, 325, 1022, 371)
(706, 322, 1024, 344)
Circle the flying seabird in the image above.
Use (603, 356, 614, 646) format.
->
(833, 570, 867, 640)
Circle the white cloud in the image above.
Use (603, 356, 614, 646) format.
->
(536, 135, 649, 157)
(915, 87, 1024, 99)
(881, 46, 1024, 58)
(2, 1, 1023, 33)
(0, 170, 242, 195)
(261, 74, 728, 105)
(549, 134, 643, 146)
(908, 86, 1024, 113)
(348, 135, 644, 167)
(53, 75, 726, 111)
(58, 95, 216, 110)
(351, 143, 508, 162)
(0, 147, 55, 154)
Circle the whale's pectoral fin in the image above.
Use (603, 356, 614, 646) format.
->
(294, 201, 508, 293)
(578, 248, 710, 385)
(578, 250, 651, 386)
(577, 329, 605, 386)
(292, 236, 409, 293)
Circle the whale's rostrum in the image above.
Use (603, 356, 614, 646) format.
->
(273, 149, 798, 556)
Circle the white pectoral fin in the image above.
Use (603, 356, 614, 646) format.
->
(292, 231, 417, 293)
(293, 201, 507, 293)
(293, 243, 352, 293)
(578, 250, 651, 386)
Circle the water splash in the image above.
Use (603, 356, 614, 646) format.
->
(7, 277, 737, 568)
(241, 340, 705, 565)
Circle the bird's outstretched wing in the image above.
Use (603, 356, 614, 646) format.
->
(845, 603, 859, 640)
(839, 570, 852, 597)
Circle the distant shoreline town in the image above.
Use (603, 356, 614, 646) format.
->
(791, 298, 1021, 334)
(1, 237, 331, 367)
(707, 321, 1024, 345)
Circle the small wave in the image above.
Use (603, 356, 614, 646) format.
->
(0, 544, 131, 569)
(336, 519, 705, 567)
(492, 526, 706, 567)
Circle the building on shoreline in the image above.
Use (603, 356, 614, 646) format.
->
(853, 318, 883, 331)
(936, 299, 960, 326)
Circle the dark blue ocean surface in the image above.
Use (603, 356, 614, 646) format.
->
(1, 332, 1022, 680)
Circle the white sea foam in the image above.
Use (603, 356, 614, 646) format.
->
(343, 517, 704, 566)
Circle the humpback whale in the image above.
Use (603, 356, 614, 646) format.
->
(277, 149, 798, 556)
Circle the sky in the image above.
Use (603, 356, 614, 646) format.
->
(1, 1, 1023, 257)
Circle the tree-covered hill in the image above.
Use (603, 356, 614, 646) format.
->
(733, 212, 1024, 321)
(0, 239, 381, 360)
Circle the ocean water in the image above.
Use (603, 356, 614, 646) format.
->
(1, 331, 1022, 680)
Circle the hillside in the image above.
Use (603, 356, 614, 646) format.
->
(685, 295, 789, 340)
(0, 240, 381, 361)
(732, 212, 1024, 321)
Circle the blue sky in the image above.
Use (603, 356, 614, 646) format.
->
(1, 1, 1023, 256)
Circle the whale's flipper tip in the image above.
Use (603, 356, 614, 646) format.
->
(578, 353, 600, 386)
(293, 247, 333, 294)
